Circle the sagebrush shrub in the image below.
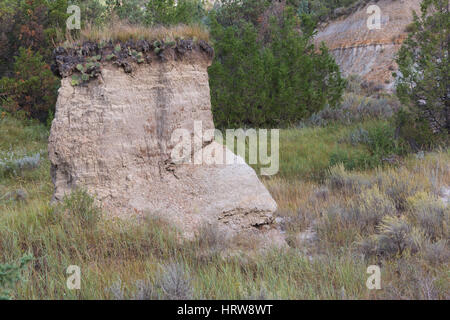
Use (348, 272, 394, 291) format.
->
(374, 216, 413, 257)
(327, 164, 371, 194)
(0, 151, 41, 178)
(0, 48, 59, 122)
(316, 186, 396, 240)
(347, 127, 370, 146)
(108, 279, 125, 300)
(359, 236, 378, 258)
(380, 169, 421, 211)
(315, 205, 344, 241)
(314, 205, 362, 247)
(358, 97, 397, 119)
(159, 262, 193, 300)
(133, 280, 158, 300)
(383, 258, 441, 300)
(422, 240, 450, 265)
(407, 193, 449, 240)
(109, 263, 193, 300)
(313, 186, 330, 202)
(195, 222, 228, 253)
(350, 186, 396, 232)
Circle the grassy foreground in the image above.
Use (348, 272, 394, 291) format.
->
(0, 115, 448, 300)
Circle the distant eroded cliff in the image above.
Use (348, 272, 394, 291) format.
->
(315, 0, 421, 90)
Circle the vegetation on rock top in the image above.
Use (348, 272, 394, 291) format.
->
(53, 36, 214, 85)
(52, 21, 213, 85)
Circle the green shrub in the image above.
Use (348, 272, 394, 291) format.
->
(331, 122, 404, 171)
(0, 0, 68, 67)
(329, 148, 379, 171)
(106, 0, 147, 25)
(0, 254, 33, 300)
(394, 108, 442, 151)
(366, 122, 402, 159)
(0, 0, 69, 123)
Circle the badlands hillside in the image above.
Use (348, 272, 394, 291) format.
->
(314, 0, 421, 90)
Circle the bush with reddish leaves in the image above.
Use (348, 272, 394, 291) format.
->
(0, 48, 59, 122)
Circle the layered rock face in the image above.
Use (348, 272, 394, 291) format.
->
(315, 0, 421, 90)
(49, 46, 279, 241)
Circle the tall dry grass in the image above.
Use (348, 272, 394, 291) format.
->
(62, 20, 209, 47)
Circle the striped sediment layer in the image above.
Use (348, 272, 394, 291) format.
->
(314, 0, 421, 90)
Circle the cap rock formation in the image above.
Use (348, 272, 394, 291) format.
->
(49, 39, 282, 245)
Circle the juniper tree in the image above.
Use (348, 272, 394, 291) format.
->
(208, 1, 345, 128)
(395, 0, 449, 148)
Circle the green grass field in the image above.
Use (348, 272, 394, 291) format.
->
(0, 115, 449, 300)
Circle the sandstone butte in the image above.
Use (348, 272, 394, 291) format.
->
(49, 39, 283, 246)
(314, 0, 422, 90)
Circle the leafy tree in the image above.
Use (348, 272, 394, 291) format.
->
(11, 0, 69, 61)
(0, 48, 59, 122)
(0, 0, 69, 78)
(395, 0, 449, 148)
(0, 0, 19, 76)
(0, 1, 69, 122)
